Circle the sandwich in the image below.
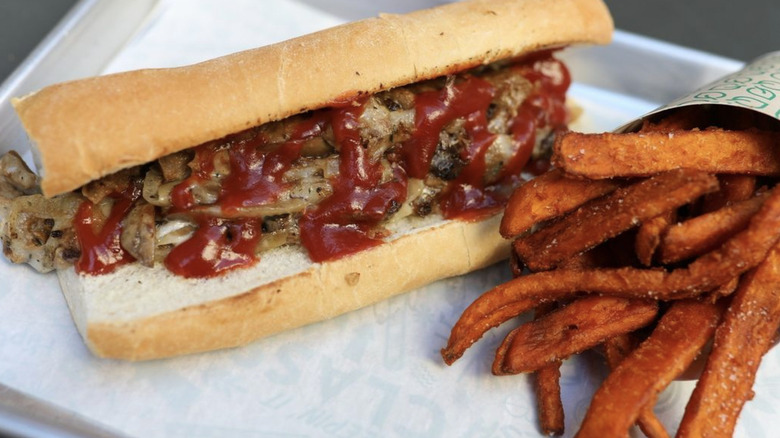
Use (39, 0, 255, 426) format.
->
(0, 0, 613, 360)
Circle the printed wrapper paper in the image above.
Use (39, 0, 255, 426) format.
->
(617, 51, 780, 132)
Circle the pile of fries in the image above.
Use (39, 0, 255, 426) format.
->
(441, 106, 780, 437)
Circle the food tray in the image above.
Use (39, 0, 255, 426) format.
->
(1, 1, 775, 437)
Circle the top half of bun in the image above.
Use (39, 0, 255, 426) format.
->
(12, 0, 613, 197)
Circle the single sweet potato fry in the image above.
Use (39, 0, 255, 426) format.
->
(700, 174, 756, 213)
(552, 129, 780, 179)
(493, 296, 658, 375)
(576, 299, 724, 438)
(705, 276, 739, 303)
(677, 245, 780, 437)
(535, 365, 564, 435)
(499, 168, 620, 238)
(604, 334, 670, 438)
(635, 211, 675, 266)
(658, 191, 768, 264)
(514, 169, 718, 271)
(533, 303, 565, 436)
(441, 268, 663, 365)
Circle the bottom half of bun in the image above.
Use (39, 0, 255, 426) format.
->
(57, 213, 508, 361)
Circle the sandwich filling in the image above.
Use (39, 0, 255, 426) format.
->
(1, 50, 571, 278)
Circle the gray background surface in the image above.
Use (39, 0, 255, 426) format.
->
(1, 0, 779, 82)
(2, 0, 780, 82)
(0, 0, 78, 81)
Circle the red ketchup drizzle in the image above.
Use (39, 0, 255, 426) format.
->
(219, 115, 326, 215)
(506, 51, 571, 178)
(170, 144, 218, 211)
(165, 115, 328, 277)
(435, 78, 501, 220)
(169, 115, 325, 212)
(219, 139, 305, 215)
(439, 51, 571, 219)
(400, 76, 495, 179)
(163, 216, 262, 278)
(73, 183, 141, 275)
(299, 103, 408, 262)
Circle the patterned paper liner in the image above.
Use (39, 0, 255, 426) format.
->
(617, 51, 780, 133)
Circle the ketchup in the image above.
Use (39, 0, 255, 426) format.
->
(438, 112, 503, 221)
(299, 103, 408, 262)
(440, 51, 571, 219)
(170, 143, 220, 211)
(164, 114, 330, 276)
(508, 51, 570, 176)
(431, 77, 502, 220)
(400, 76, 495, 179)
(73, 182, 141, 275)
(218, 140, 305, 214)
(164, 216, 262, 278)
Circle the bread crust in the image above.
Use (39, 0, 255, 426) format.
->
(13, 0, 612, 197)
(58, 215, 508, 360)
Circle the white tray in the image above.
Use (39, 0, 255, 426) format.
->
(1, 1, 773, 438)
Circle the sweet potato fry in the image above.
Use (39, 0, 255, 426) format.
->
(441, 184, 780, 364)
(493, 296, 658, 375)
(442, 298, 540, 365)
(557, 244, 614, 270)
(677, 245, 780, 437)
(576, 299, 724, 438)
(658, 191, 768, 264)
(552, 129, 780, 179)
(705, 276, 739, 304)
(535, 365, 564, 435)
(628, 402, 667, 436)
(532, 303, 565, 436)
(603, 333, 638, 366)
(635, 211, 675, 266)
(699, 174, 756, 213)
(514, 169, 718, 272)
(499, 168, 620, 238)
(604, 334, 670, 438)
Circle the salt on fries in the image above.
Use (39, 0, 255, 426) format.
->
(678, 245, 780, 436)
(441, 106, 780, 436)
(553, 129, 780, 179)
